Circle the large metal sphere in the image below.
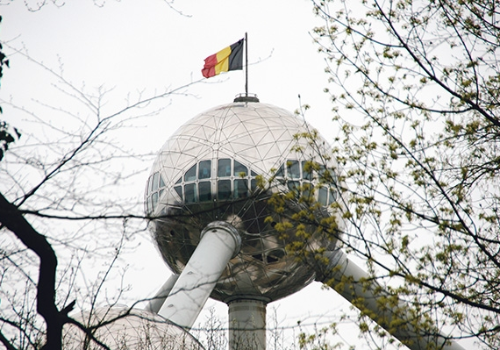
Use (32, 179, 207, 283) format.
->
(145, 98, 342, 303)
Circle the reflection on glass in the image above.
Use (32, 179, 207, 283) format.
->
(218, 180, 231, 200)
(198, 160, 211, 179)
(302, 161, 312, 180)
(152, 172, 159, 191)
(185, 183, 197, 203)
(275, 164, 284, 177)
(329, 187, 337, 203)
(152, 192, 159, 210)
(185, 164, 197, 182)
(319, 164, 335, 184)
(174, 186, 182, 199)
(234, 179, 248, 199)
(267, 249, 285, 263)
(159, 175, 166, 188)
(169, 159, 263, 205)
(199, 181, 212, 202)
(302, 182, 312, 199)
(287, 160, 300, 179)
(319, 187, 328, 205)
(218, 159, 231, 177)
(287, 181, 300, 192)
(234, 160, 247, 176)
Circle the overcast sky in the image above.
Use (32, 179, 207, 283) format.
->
(0, 1, 402, 349)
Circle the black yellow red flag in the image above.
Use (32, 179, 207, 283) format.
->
(202, 39, 244, 78)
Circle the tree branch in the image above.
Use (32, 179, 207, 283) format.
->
(0, 192, 63, 349)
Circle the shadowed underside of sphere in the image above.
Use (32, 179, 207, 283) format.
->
(145, 100, 341, 303)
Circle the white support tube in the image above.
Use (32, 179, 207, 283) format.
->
(145, 273, 179, 314)
(316, 250, 466, 350)
(158, 221, 241, 329)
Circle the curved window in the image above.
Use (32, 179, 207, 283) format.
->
(234, 160, 248, 177)
(275, 159, 339, 207)
(152, 172, 160, 191)
(275, 164, 284, 177)
(287, 160, 301, 179)
(318, 164, 338, 184)
(185, 164, 197, 182)
(287, 181, 300, 192)
(174, 185, 182, 199)
(329, 187, 338, 202)
(318, 187, 328, 206)
(185, 183, 197, 204)
(198, 160, 211, 179)
(146, 171, 167, 214)
(218, 159, 231, 177)
(152, 192, 159, 209)
(302, 182, 312, 200)
(301, 161, 313, 181)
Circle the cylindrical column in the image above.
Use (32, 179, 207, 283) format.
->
(228, 299, 266, 350)
(316, 250, 466, 350)
(145, 273, 179, 314)
(158, 221, 241, 329)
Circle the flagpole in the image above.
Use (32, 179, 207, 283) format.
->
(245, 32, 248, 98)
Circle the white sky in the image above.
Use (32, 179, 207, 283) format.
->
(0, 1, 468, 349)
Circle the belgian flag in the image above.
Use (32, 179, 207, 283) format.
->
(202, 39, 244, 78)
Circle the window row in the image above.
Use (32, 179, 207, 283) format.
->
(285, 181, 338, 206)
(180, 158, 257, 184)
(147, 171, 166, 195)
(276, 159, 338, 185)
(146, 158, 339, 213)
(146, 178, 337, 213)
(146, 189, 164, 214)
(146, 172, 166, 214)
(174, 178, 258, 204)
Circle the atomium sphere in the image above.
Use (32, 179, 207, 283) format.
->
(145, 96, 343, 303)
(63, 307, 203, 350)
